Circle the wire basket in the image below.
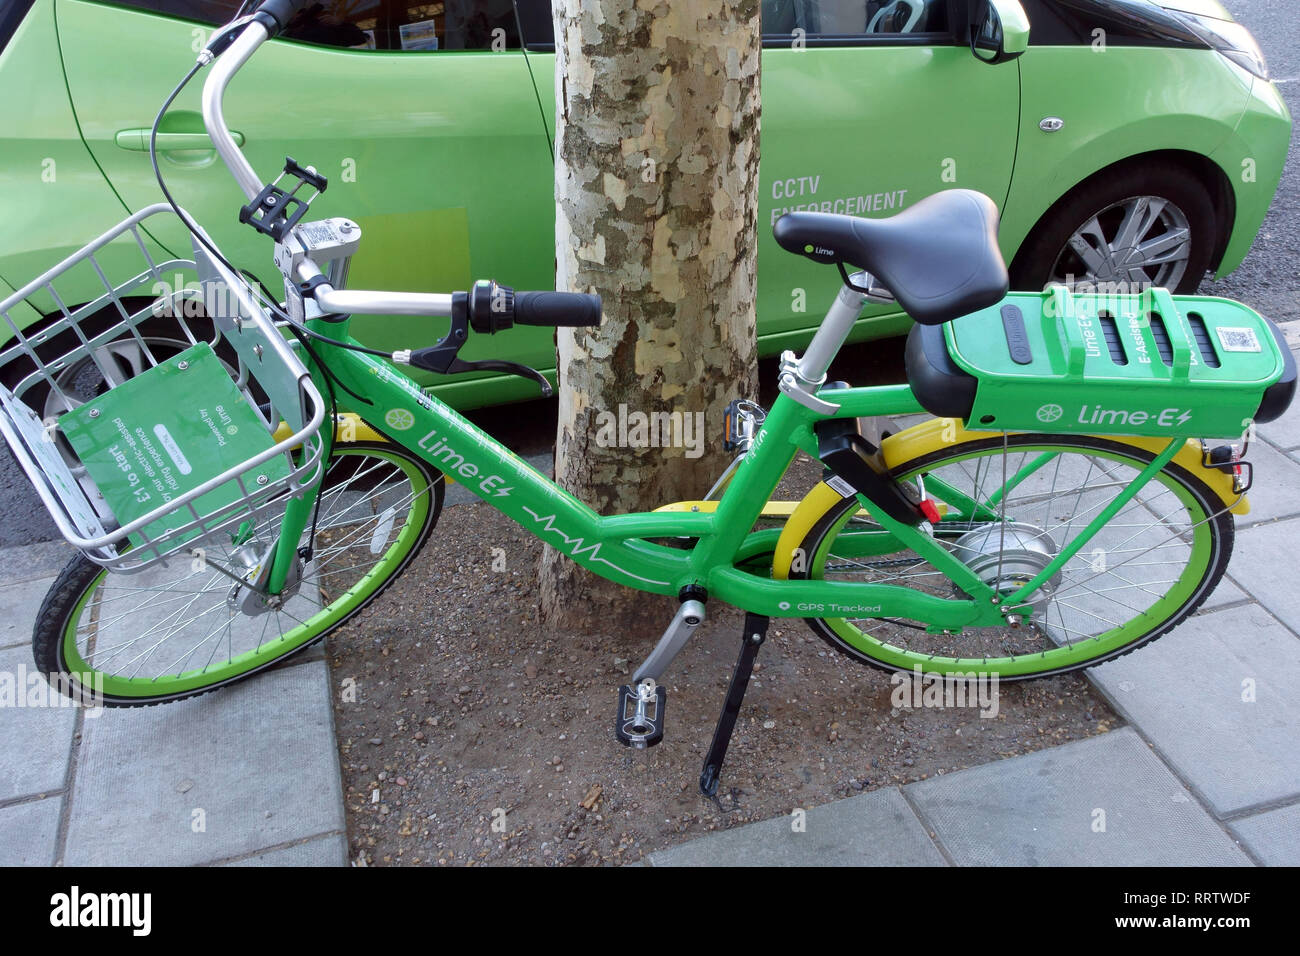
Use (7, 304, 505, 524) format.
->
(0, 203, 326, 573)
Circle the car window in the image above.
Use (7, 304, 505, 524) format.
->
(762, 0, 950, 37)
(1, 0, 37, 56)
(98, 0, 521, 51)
(515, 0, 953, 50)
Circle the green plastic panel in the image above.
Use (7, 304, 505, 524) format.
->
(943, 287, 1287, 437)
(58, 342, 287, 546)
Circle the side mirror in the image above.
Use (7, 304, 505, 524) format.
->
(970, 0, 1030, 64)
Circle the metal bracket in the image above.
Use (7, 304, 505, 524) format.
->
(779, 371, 841, 415)
(778, 350, 841, 415)
(273, 217, 362, 280)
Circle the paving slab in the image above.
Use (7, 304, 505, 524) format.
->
(1090, 604, 1300, 816)
(216, 831, 348, 866)
(0, 540, 73, 586)
(0, 796, 62, 865)
(1228, 802, 1300, 867)
(0, 575, 54, 648)
(0, 643, 77, 802)
(644, 786, 946, 866)
(64, 659, 345, 866)
(1232, 439, 1300, 526)
(907, 728, 1250, 866)
(1227, 518, 1300, 634)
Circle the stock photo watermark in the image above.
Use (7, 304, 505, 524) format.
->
(889, 665, 1001, 719)
(0, 664, 104, 715)
(593, 404, 706, 459)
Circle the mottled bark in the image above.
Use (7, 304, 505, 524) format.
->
(539, 0, 762, 632)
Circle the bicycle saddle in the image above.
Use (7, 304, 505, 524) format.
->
(773, 188, 1009, 325)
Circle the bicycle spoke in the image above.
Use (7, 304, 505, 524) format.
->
(809, 437, 1224, 673)
(57, 448, 431, 690)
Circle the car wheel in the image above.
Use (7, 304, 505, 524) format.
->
(1009, 163, 1218, 294)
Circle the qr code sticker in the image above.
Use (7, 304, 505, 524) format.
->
(1216, 327, 1261, 353)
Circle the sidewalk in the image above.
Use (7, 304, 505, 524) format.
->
(2, 357, 1299, 866)
(0, 539, 348, 866)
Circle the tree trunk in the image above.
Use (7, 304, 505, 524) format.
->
(539, 0, 762, 633)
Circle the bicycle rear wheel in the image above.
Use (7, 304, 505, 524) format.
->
(33, 441, 441, 705)
(789, 432, 1233, 679)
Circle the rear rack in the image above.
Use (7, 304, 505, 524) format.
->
(0, 204, 326, 573)
(931, 284, 1294, 438)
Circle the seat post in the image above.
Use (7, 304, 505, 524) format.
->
(797, 274, 874, 385)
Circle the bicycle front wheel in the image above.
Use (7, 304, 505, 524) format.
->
(33, 441, 442, 706)
(789, 432, 1233, 680)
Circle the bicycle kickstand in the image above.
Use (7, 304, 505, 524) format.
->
(699, 612, 770, 799)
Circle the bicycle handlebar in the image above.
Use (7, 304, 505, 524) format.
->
(254, 0, 314, 34)
(198, 10, 603, 338)
(514, 291, 603, 328)
(201, 19, 271, 202)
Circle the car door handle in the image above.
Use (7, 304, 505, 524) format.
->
(114, 129, 245, 151)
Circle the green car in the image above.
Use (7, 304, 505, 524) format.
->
(0, 0, 1288, 410)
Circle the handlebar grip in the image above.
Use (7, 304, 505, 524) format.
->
(514, 291, 603, 328)
(255, 0, 314, 33)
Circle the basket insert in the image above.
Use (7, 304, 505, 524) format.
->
(58, 342, 290, 548)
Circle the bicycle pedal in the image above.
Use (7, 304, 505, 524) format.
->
(615, 680, 666, 749)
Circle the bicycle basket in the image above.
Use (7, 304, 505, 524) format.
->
(0, 203, 326, 573)
(907, 285, 1296, 438)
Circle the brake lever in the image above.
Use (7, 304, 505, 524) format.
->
(399, 311, 553, 398)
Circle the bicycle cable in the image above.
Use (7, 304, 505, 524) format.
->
(147, 32, 398, 363)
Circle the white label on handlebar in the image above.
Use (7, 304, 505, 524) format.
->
(298, 220, 344, 246)
(284, 277, 305, 325)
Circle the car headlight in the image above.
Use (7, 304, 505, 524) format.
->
(1165, 9, 1270, 80)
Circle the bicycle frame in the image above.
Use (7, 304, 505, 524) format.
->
(258, 308, 1182, 633)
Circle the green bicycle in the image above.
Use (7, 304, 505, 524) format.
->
(0, 0, 1292, 795)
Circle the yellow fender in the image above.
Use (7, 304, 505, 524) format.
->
(773, 418, 1249, 580)
(273, 412, 387, 445)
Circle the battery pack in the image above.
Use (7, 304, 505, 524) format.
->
(906, 285, 1296, 438)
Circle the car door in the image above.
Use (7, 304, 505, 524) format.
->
(56, 0, 558, 401)
(759, 0, 1021, 338)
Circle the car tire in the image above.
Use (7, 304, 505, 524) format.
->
(1009, 162, 1218, 295)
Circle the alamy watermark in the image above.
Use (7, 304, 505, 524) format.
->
(594, 404, 705, 459)
(890, 665, 1000, 718)
(0, 664, 104, 715)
